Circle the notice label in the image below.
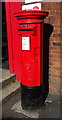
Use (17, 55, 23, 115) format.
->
(22, 3, 41, 10)
(22, 37, 30, 50)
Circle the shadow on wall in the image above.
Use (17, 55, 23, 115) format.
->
(43, 23, 53, 96)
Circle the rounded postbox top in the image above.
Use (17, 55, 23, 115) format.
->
(15, 10, 49, 23)
(15, 10, 48, 17)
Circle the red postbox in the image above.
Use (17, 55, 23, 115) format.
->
(15, 10, 49, 109)
(15, 10, 48, 86)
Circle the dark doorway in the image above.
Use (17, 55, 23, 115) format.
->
(2, 2, 8, 63)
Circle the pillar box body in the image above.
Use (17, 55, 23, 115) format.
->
(15, 10, 49, 109)
(15, 10, 48, 87)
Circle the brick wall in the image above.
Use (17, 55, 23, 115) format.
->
(41, 2, 61, 95)
(22, 2, 61, 95)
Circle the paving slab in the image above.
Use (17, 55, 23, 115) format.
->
(2, 91, 60, 119)
(11, 100, 39, 118)
(11, 94, 60, 118)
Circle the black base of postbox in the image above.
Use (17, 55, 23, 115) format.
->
(20, 83, 48, 110)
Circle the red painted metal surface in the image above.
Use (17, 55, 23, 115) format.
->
(15, 10, 48, 86)
(5, 2, 22, 80)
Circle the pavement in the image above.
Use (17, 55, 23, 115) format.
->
(2, 91, 61, 119)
